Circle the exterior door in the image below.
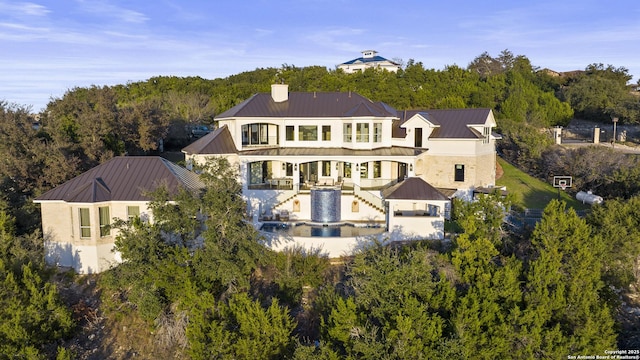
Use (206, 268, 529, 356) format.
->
(397, 163, 407, 180)
(301, 162, 319, 183)
(414, 128, 423, 148)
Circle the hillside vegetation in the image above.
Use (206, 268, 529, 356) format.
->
(496, 157, 588, 210)
(1, 50, 640, 357)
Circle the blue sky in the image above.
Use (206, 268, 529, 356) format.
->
(1, 0, 639, 111)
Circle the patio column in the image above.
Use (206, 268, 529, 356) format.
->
(293, 162, 300, 190)
(353, 161, 362, 187)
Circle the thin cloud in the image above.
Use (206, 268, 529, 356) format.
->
(74, 0, 148, 24)
(0, 1, 50, 16)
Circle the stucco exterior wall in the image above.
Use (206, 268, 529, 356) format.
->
(386, 199, 449, 240)
(245, 190, 385, 224)
(39, 200, 150, 274)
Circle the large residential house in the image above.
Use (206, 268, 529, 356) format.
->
(34, 85, 500, 273)
(183, 84, 499, 255)
(34, 156, 204, 274)
(337, 50, 401, 73)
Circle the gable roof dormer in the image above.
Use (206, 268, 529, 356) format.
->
(396, 108, 494, 139)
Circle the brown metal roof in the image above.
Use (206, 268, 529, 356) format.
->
(35, 156, 204, 203)
(239, 146, 426, 158)
(398, 108, 491, 139)
(382, 177, 450, 201)
(216, 89, 491, 141)
(182, 125, 237, 155)
(216, 92, 397, 118)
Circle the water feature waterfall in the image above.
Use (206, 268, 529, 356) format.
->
(310, 188, 341, 223)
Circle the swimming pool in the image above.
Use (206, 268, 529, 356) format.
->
(260, 222, 385, 238)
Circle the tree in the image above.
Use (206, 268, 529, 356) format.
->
(319, 244, 455, 358)
(587, 197, 640, 289)
(562, 64, 637, 123)
(523, 200, 616, 356)
(186, 292, 296, 359)
(0, 102, 80, 234)
(450, 194, 523, 359)
(468, 51, 503, 78)
(451, 191, 511, 247)
(0, 210, 74, 358)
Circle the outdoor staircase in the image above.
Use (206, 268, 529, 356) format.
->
(354, 192, 385, 214)
(273, 193, 297, 211)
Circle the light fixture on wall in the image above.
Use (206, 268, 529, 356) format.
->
(282, 163, 286, 170)
(355, 163, 359, 171)
(336, 163, 339, 170)
(409, 164, 413, 172)
(294, 164, 298, 171)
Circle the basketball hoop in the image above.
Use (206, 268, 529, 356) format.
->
(559, 180, 567, 191)
(553, 176, 572, 199)
(553, 176, 572, 190)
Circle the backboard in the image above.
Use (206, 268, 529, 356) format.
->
(553, 176, 572, 190)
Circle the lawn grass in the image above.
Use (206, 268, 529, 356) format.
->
(496, 157, 589, 211)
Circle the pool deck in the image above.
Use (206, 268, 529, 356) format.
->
(256, 220, 430, 258)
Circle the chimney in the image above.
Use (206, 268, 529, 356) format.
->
(271, 84, 289, 102)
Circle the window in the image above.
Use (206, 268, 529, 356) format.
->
(483, 126, 491, 144)
(343, 123, 352, 142)
(250, 124, 259, 143)
(286, 126, 294, 141)
(322, 125, 331, 141)
(360, 163, 368, 178)
(242, 123, 271, 145)
(455, 164, 465, 182)
(373, 161, 381, 178)
(79, 208, 91, 238)
(99, 206, 110, 236)
(373, 123, 382, 142)
(356, 123, 369, 142)
(127, 206, 140, 221)
(344, 162, 352, 178)
(286, 163, 293, 176)
(298, 126, 318, 141)
(322, 161, 331, 177)
(259, 124, 268, 143)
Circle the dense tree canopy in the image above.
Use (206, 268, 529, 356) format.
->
(561, 64, 639, 123)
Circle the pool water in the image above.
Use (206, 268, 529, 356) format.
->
(260, 222, 385, 238)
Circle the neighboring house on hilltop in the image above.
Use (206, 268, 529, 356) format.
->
(183, 84, 500, 255)
(34, 156, 204, 274)
(338, 50, 401, 73)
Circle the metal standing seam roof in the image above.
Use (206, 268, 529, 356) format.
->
(399, 108, 492, 139)
(182, 124, 237, 155)
(35, 156, 205, 203)
(216, 91, 491, 138)
(216, 92, 397, 119)
(382, 177, 450, 201)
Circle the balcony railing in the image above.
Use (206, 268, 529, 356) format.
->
(248, 177, 398, 192)
(393, 210, 439, 217)
(248, 178, 293, 190)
